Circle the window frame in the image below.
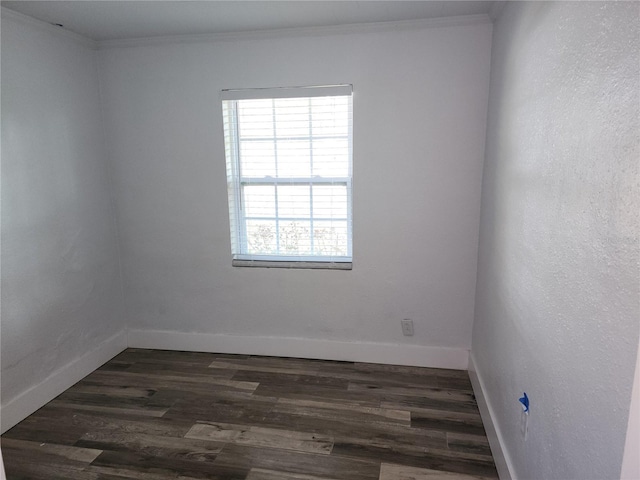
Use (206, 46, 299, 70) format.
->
(221, 85, 353, 270)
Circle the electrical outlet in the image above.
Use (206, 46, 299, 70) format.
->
(401, 319, 414, 336)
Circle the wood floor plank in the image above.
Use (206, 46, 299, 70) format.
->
(446, 432, 492, 457)
(213, 444, 380, 480)
(56, 390, 156, 409)
(163, 391, 278, 424)
(69, 384, 158, 398)
(2, 348, 497, 480)
(76, 430, 225, 462)
(125, 360, 239, 379)
(331, 437, 498, 478)
(1, 460, 101, 480)
(380, 396, 480, 415)
(313, 368, 452, 390)
(269, 397, 411, 427)
(12, 407, 193, 438)
(246, 356, 348, 369)
(1, 440, 101, 480)
(186, 422, 334, 455)
(1, 438, 102, 463)
(434, 376, 474, 392)
(379, 462, 496, 480)
(90, 449, 250, 479)
(348, 381, 475, 401)
(209, 360, 326, 378)
(350, 363, 470, 378)
(275, 397, 411, 423)
(232, 370, 348, 389)
(47, 400, 168, 417)
(256, 410, 448, 450)
(253, 383, 382, 407)
(2, 420, 89, 446)
(85, 369, 258, 392)
(410, 409, 486, 436)
(246, 467, 340, 480)
(83, 462, 178, 480)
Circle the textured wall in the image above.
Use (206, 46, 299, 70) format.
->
(472, 2, 639, 479)
(98, 21, 492, 352)
(1, 14, 125, 404)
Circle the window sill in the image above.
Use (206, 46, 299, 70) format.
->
(232, 259, 352, 270)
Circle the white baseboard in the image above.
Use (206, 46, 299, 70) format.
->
(468, 352, 516, 480)
(127, 330, 469, 370)
(0, 331, 127, 434)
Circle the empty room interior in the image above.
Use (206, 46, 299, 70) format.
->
(1, 1, 638, 479)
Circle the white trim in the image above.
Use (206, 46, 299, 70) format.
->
(224, 88, 353, 262)
(621, 341, 640, 480)
(232, 259, 352, 270)
(0, 448, 5, 480)
(127, 330, 469, 370)
(0, 7, 98, 50)
(98, 14, 492, 49)
(0, 331, 127, 434)
(468, 352, 516, 480)
(222, 84, 352, 101)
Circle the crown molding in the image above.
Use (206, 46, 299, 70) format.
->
(98, 13, 492, 50)
(1, 7, 98, 50)
(1, 7, 491, 51)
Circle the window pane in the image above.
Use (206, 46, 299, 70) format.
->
(240, 140, 276, 177)
(244, 186, 275, 218)
(238, 99, 274, 138)
(278, 185, 310, 219)
(275, 98, 309, 138)
(313, 220, 348, 256)
(312, 185, 348, 219)
(279, 220, 312, 256)
(312, 138, 349, 177)
(311, 96, 350, 136)
(277, 139, 311, 178)
(246, 219, 277, 255)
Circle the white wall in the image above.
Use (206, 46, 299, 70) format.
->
(472, 2, 639, 479)
(1, 11, 126, 430)
(98, 19, 492, 366)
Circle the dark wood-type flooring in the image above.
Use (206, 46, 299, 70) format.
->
(2, 348, 498, 479)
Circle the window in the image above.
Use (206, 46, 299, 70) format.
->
(221, 85, 353, 269)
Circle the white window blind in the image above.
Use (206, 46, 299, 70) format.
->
(221, 85, 353, 269)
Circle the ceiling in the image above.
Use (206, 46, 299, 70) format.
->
(1, 1, 497, 42)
